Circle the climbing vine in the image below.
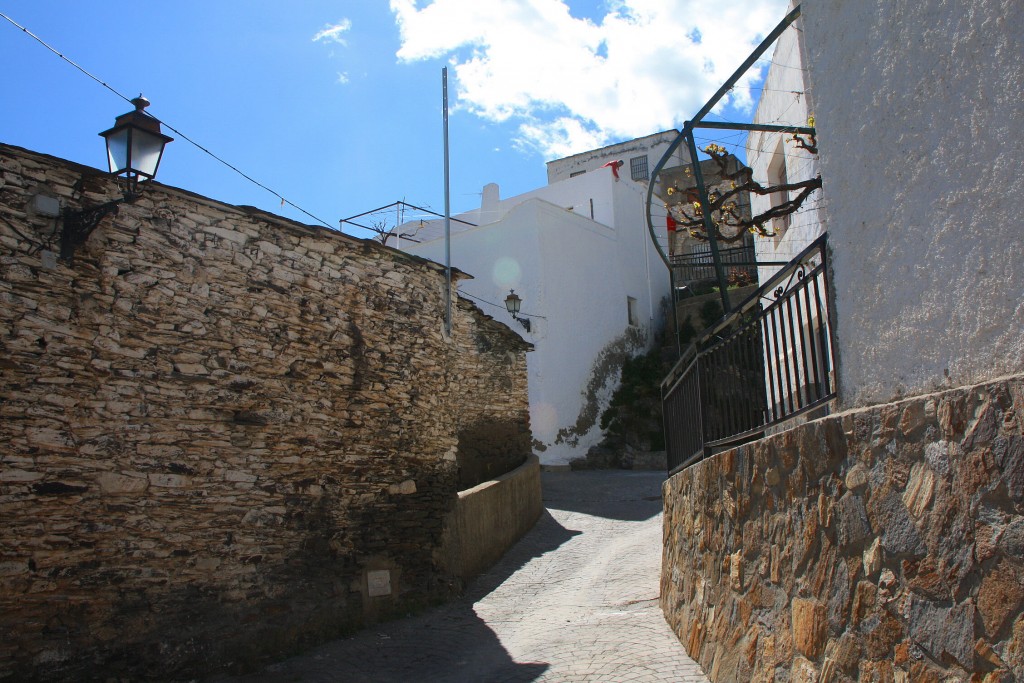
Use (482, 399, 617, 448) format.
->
(664, 121, 822, 244)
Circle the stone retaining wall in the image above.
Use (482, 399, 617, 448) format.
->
(662, 375, 1024, 681)
(0, 144, 532, 680)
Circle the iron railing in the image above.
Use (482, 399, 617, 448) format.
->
(663, 233, 836, 474)
(671, 243, 757, 285)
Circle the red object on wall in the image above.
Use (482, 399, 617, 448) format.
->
(601, 159, 624, 180)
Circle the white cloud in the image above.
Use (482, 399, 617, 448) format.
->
(336, 72, 350, 84)
(390, 0, 787, 158)
(313, 19, 353, 45)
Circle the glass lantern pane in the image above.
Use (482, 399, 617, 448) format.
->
(130, 129, 165, 177)
(105, 128, 130, 173)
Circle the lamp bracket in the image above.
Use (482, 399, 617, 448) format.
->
(59, 197, 125, 263)
(513, 315, 531, 333)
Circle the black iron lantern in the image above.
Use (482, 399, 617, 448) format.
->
(99, 95, 174, 187)
(60, 96, 173, 262)
(504, 289, 531, 332)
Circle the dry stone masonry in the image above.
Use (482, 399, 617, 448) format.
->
(0, 144, 532, 680)
(662, 375, 1024, 681)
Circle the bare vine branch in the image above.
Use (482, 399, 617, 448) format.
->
(664, 141, 822, 243)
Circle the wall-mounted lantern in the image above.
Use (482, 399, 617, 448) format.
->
(504, 289, 531, 333)
(60, 95, 173, 262)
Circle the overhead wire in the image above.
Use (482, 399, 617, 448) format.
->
(0, 11, 335, 230)
(457, 289, 546, 320)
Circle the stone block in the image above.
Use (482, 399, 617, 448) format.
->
(792, 598, 827, 659)
(909, 597, 975, 670)
(835, 492, 872, 550)
(977, 559, 1024, 639)
(731, 550, 743, 591)
(388, 480, 417, 495)
(863, 610, 904, 660)
(868, 490, 925, 557)
(899, 401, 926, 437)
(845, 463, 869, 490)
(901, 461, 935, 519)
(1002, 437, 1024, 503)
(791, 656, 818, 683)
(863, 537, 882, 577)
(96, 472, 149, 494)
(0, 469, 44, 483)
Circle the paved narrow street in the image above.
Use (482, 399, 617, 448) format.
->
(216, 470, 708, 682)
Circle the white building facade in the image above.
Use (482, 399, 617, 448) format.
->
(393, 168, 670, 466)
(747, 2, 826, 285)
(799, 0, 1024, 407)
(546, 130, 689, 186)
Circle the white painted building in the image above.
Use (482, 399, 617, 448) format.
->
(546, 130, 689, 186)
(742, 5, 831, 418)
(754, 0, 1024, 407)
(747, 2, 826, 285)
(391, 167, 670, 466)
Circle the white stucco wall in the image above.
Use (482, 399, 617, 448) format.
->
(395, 167, 627, 246)
(546, 130, 691, 184)
(404, 173, 669, 465)
(801, 0, 1024, 407)
(748, 7, 825, 284)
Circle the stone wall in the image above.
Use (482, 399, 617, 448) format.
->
(0, 144, 533, 680)
(662, 375, 1024, 681)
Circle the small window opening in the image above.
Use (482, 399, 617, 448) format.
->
(767, 141, 790, 240)
(629, 156, 649, 181)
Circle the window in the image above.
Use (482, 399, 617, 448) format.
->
(629, 155, 649, 181)
(767, 142, 790, 238)
(627, 296, 639, 327)
(570, 170, 586, 178)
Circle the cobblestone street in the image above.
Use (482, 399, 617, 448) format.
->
(214, 470, 708, 682)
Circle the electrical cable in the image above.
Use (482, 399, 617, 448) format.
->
(457, 289, 546, 320)
(0, 11, 334, 230)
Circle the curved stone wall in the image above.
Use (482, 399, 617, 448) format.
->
(662, 375, 1024, 681)
(0, 144, 532, 680)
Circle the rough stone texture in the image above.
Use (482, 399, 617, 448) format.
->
(662, 376, 1024, 681)
(0, 144, 532, 680)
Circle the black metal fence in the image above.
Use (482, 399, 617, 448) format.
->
(671, 242, 757, 285)
(663, 234, 836, 474)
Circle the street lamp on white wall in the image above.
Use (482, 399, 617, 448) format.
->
(504, 289, 531, 333)
(60, 95, 173, 262)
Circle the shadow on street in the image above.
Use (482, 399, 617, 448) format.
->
(541, 469, 665, 522)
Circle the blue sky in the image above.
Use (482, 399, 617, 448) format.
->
(0, 0, 785, 239)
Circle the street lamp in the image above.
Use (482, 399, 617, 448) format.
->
(99, 94, 174, 187)
(504, 289, 531, 333)
(60, 95, 173, 262)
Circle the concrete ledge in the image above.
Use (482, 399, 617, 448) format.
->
(438, 454, 543, 581)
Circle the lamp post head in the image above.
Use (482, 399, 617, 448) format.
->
(98, 94, 173, 189)
(504, 289, 522, 315)
(504, 289, 530, 333)
(59, 97, 174, 263)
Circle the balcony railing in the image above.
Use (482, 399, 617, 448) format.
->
(662, 233, 837, 475)
(671, 242, 757, 285)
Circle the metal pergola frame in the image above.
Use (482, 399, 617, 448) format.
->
(339, 200, 476, 235)
(646, 5, 815, 337)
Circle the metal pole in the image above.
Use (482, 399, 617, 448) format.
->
(442, 67, 452, 336)
(684, 125, 731, 314)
